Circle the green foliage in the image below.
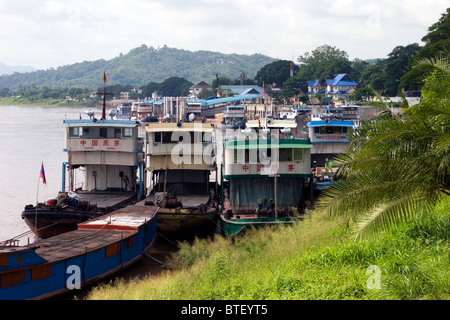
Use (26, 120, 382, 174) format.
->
(254, 60, 298, 87)
(316, 53, 450, 238)
(401, 7, 450, 89)
(0, 46, 275, 90)
(85, 198, 450, 300)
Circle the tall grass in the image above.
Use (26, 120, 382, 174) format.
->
(85, 198, 450, 300)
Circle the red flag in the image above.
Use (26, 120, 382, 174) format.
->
(39, 162, 46, 185)
(103, 71, 107, 83)
(263, 82, 265, 97)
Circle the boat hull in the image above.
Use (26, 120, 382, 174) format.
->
(21, 191, 137, 239)
(21, 209, 99, 239)
(157, 208, 218, 239)
(0, 205, 158, 300)
(220, 214, 303, 236)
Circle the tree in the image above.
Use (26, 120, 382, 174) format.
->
(401, 7, 450, 90)
(383, 43, 422, 95)
(158, 77, 192, 96)
(315, 53, 450, 238)
(297, 44, 352, 80)
(281, 76, 306, 98)
(255, 60, 298, 87)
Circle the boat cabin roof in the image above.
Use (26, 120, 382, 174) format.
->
(246, 119, 298, 129)
(63, 119, 141, 128)
(145, 122, 215, 133)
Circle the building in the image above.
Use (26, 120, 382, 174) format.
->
(220, 85, 264, 96)
(307, 73, 358, 102)
(189, 81, 212, 97)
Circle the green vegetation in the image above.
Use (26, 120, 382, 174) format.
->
(84, 197, 449, 300)
(0, 85, 97, 107)
(316, 52, 450, 238)
(0, 45, 275, 90)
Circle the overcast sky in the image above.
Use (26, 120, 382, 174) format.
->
(0, 0, 448, 70)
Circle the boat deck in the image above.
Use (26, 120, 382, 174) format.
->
(34, 205, 157, 263)
(144, 194, 211, 210)
(77, 191, 136, 211)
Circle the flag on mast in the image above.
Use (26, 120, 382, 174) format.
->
(39, 162, 46, 185)
(103, 71, 107, 83)
(263, 82, 265, 97)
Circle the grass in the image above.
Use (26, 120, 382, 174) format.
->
(84, 197, 450, 300)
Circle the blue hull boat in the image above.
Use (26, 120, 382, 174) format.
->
(0, 203, 158, 300)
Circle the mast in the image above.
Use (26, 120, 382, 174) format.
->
(96, 71, 113, 120)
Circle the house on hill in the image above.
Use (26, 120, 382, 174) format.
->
(189, 81, 212, 97)
(307, 73, 358, 102)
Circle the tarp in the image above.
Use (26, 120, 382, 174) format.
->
(229, 177, 304, 212)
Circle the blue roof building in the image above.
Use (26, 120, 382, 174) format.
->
(307, 73, 358, 101)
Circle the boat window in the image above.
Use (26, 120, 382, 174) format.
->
(122, 127, 132, 138)
(162, 132, 172, 143)
(154, 132, 162, 143)
(234, 149, 258, 164)
(292, 149, 303, 161)
(69, 127, 79, 137)
(99, 127, 108, 138)
(279, 148, 292, 161)
(114, 128, 122, 138)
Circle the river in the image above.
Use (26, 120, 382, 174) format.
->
(0, 105, 105, 242)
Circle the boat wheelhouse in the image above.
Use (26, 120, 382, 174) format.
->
(307, 105, 359, 191)
(220, 119, 313, 236)
(222, 105, 246, 129)
(21, 117, 146, 239)
(144, 121, 218, 238)
(307, 105, 359, 167)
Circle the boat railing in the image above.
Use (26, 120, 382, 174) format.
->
(223, 130, 309, 142)
(0, 239, 20, 248)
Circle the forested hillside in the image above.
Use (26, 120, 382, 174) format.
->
(0, 45, 276, 90)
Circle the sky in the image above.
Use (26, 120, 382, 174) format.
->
(0, 0, 448, 70)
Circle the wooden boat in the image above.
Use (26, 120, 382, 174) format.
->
(0, 203, 158, 300)
(144, 121, 219, 238)
(219, 119, 314, 236)
(21, 78, 146, 239)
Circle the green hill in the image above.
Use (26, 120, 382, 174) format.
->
(0, 45, 276, 90)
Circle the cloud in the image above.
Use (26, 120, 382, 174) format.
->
(0, 0, 448, 69)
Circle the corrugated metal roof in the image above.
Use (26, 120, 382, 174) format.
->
(188, 94, 262, 107)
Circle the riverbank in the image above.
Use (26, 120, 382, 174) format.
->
(0, 97, 98, 107)
(83, 198, 450, 300)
